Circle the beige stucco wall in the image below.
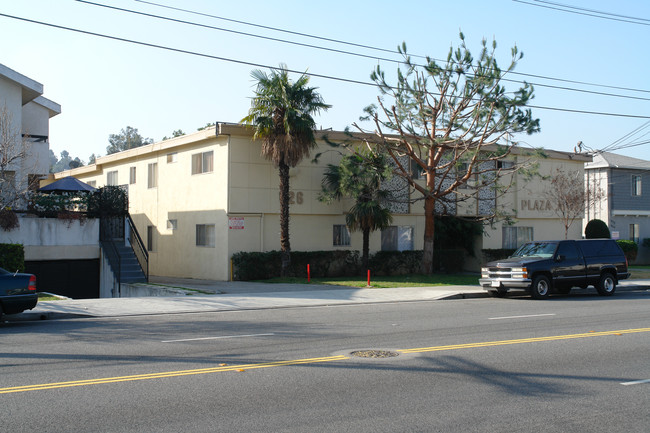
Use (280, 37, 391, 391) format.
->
(59, 125, 590, 280)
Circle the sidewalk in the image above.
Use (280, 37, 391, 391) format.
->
(9, 278, 650, 322)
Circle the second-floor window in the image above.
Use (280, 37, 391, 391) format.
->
(192, 151, 213, 175)
(129, 167, 136, 184)
(107, 171, 118, 186)
(632, 175, 642, 196)
(148, 163, 158, 188)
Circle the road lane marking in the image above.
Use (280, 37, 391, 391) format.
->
(0, 355, 349, 394)
(162, 333, 275, 343)
(621, 379, 650, 386)
(399, 327, 650, 354)
(489, 313, 556, 320)
(2, 327, 649, 395)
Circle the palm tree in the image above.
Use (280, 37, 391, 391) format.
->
(242, 65, 330, 276)
(320, 153, 393, 269)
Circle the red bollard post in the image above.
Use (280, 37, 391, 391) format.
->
(307, 264, 311, 283)
(367, 269, 370, 287)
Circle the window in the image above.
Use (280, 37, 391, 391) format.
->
(167, 219, 177, 230)
(632, 175, 642, 196)
(196, 224, 215, 247)
(27, 174, 42, 191)
(556, 241, 580, 260)
(87, 180, 97, 187)
(630, 224, 640, 244)
(381, 226, 414, 251)
(497, 160, 515, 169)
(107, 171, 118, 186)
(167, 152, 178, 163)
(502, 226, 534, 249)
(333, 225, 351, 246)
(147, 226, 155, 252)
(192, 151, 213, 175)
(148, 163, 158, 188)
(129, 167, 136, 184)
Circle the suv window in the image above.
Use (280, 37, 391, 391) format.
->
(556, 241, 580, 260)
(578, 240, 621, 258)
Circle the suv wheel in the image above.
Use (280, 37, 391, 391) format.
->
(596, 273, 616, 296)
(531, 275, 551, 299)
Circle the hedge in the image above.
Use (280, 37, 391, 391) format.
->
(231, 249, 466, 281)
(0, 243, 25, 272)
(616, 240, 638, 262)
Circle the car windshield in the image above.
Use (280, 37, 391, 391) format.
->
(512, 242, 558, 258)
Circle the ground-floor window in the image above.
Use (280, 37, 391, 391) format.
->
(502, 226, 533, 249)
(147, 225, 155, 252)
(333, 224, 351, 246)
(196, 224, 216, 247)
(381, 226, 414, 251)
(630, 223, 640, 244)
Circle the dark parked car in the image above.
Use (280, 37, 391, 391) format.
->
(479, 239, 630, 299)
(0, 267, 37, 320)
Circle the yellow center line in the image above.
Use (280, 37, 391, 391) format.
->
(399, 327, 650, 354)
(0, 355, 349, 394)
(2, 327, 649, 395)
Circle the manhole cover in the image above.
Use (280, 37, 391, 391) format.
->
(350, 350, 399, 358)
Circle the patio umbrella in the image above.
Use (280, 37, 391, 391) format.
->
(38, 176, 96, 193)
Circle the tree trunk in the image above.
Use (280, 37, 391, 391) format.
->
(278, 161, 291, 277)
(422, 195, 435, 274)
(362, 227, 370, 270)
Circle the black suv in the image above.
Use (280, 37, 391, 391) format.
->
(479, 239, 630, 299)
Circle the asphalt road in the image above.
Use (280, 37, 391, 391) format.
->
(2, 291, 649, 432)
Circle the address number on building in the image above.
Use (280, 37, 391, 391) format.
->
(278, 191, 304, 205)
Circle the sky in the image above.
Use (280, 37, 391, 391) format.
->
(2, 0, 649, 164)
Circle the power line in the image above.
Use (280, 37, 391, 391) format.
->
(1, 11, 649, 120)
(76, 0, 650, 103)
(533, 0, 650, 23)
(127, 0, 650, 96)
(513, 0, 650, 26)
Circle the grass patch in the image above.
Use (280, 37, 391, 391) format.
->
(629, 268, 650, 280)
(38, 292, 65, 301)
(256, 273, 480, 288)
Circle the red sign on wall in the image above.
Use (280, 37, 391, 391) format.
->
(229, 217, 244, 230)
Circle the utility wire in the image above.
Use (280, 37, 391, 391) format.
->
(77, 0, 650, 102)
(513, 0, 650, 26)
(127, 0, 650, 96)
(533, 0, 650, 24)
(1, 12, 649, 120)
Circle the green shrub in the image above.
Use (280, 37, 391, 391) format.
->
(231, 250, 361, 280)
(0, 243, 25, 272)
(616, 240, 638, 262)
(585, 219, 610, 239)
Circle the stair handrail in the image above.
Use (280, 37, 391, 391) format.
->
(99, 219, 121, 297)
(126, 214, 149, 281)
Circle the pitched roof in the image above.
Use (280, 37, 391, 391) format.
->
(585, 152, 650, 170)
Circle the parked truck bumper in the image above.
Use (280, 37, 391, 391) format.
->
(479, 278, 532, 291)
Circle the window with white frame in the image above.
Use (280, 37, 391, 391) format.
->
(192, 151, 214, 175)
(333, 225, 351, 246)
(381, 226, 414, 251)
(107, 171, 118, 186)
(167, 152, 178, 163)
(196, 224, 215, 247)
(129, 167, 136, 184)
(148, 163, 158, 188)
(630, 224, 640, 244)
(502, 226, 534, 249)
(632, 175, 642, 196)
(167, 219, 178, 231)
(87, 180, 97, 187)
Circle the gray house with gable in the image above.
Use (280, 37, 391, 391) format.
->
(585, 152, 650, 263)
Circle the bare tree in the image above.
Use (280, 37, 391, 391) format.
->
(351, 33, 541, 273)
(0, 105, 31, 210)
(544, 168, 604, 239)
